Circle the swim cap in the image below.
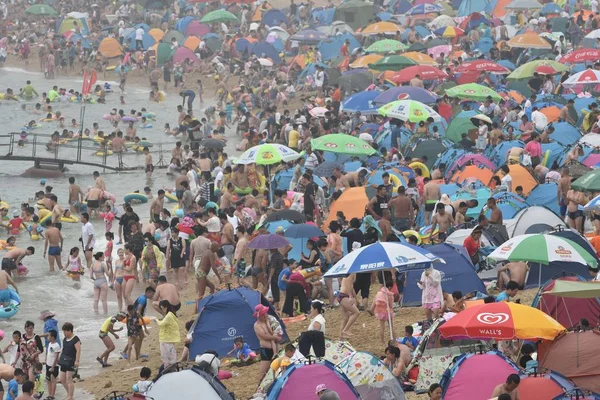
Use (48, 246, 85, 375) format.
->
(40, 178, 46, 185)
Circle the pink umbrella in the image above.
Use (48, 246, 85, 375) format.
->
(428, 44, 452, 60)
(173, 47, 200, 64)
(184, 20, 210, 37)
(448, 154, 497, 177)
(583, 154, 600, 168)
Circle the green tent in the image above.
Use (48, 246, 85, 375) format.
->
(156, 42, 174, 66)
(333, 0, 374, 30)
(445, 112, 477, 143)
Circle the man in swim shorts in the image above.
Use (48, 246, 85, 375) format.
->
(254, 304, 280, 385)
(2, 247, 35, 276)
(195, 242, 220, 299)
(149, 190, 165, 223)
(43, 220, 64, 272)
(0, 269, 18, 306)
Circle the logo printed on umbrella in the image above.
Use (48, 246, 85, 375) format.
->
(464, 89, 476, 94)
(395, 256, 409, 264)
(360, 262, 386, 271)
(345, 143, 356, 147)
(500, 244, 513, 252)
(555, 246, 572, 256)
(476, 312, 510, 325)
(262, 151, 274, 160)
(413, 109, 423, 117)
(330, 263, 346, 274)
(324, 142, 338, 148)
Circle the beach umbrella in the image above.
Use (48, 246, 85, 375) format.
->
(309, 107, 329, 117)
(311, 134, 376, 156)
(247, 234, 290, 250)
(506, 60, 568, 80)
(340, 90, 382, 115)
(508, 32, 552, 49)
(338, 71, 375, 92)
(374, 86, 439, 104)
(560, 48, 600, 63)
(405, 3, 443, 15)
(313, 161, 344, 178)
(505, 0, 543, 9)
(264, 209, 307, 223)
(378, 100, 442, 122)
(198, 139, 225, 150)
(289, 29, 328, 44)
(438, 302, 565, 340)
(445, 83, 502, 101)
(429, 15, 455, 28)
(488, 234, 598, 286)
(403, 51, 438, 65)
(583, 194, 600, 211)
(349, 54, 384, 68)
(368, 55, 417, 70)
(471, 114, 492, 126)
(365, 39, 407, 53)
(455, 60, 511, 74)
(572, 169, 600, 191)
(360, 21, 402, 35)
(200, 10, 238, 23)
(433, 26, 464, 38)
(391, 65, 448, 83)
(235, 144, 301, 165)
(323, 242, 445, 278)
(535, 65, 561, 75)
(562, 69, 600, 87)
(407, 42, 428, 52)
(284, 224, 325, 239)
(26, 4, 58, 15)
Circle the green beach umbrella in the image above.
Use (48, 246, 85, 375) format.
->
(506, 60, 568, 80)
(572, 169, 600, 192)
(25, 4, 58, 15)
(445, 83, 502, 101)
(235, 144, 301, 165)
(368, 55, 417, 71)
(311, 134, 376, 156)
(365, 39, 407, 54)
(378, 99, 442, 122)
(200, 10, 239, 24)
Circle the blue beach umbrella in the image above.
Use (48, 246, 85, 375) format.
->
(284, 224, 325, 239)
(247, 234, 290, 250)
(323, 242, 445, 278)
(374, 86, 439, 104)
(340, 90, 382, 115)
(406, 3, 443, 15)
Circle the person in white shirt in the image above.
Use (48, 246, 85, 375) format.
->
(305, 148, 319, 171)
(135, 27, 144, 51)
(81, 212, 95, 268)
(359, 131, 374, 143)
(531, 107, 548, 131)
(314, 67, 324, 94)
(499, 165, 513, 192)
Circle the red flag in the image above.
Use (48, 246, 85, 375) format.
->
(81, 71, 90, 95)
(89, 70, 97, 88)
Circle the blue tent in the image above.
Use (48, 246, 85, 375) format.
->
(125, 30, 155, 51)
(262, 9, 288, 27)
(541, 142, 566, 168)
(69, 33, 91, 49)
(475, 37, 494, 54)
(250, 41, 282, 64)
(549, 122, 581, 146)
(457, 0, 492, 17)
(434, 148, 467, 170)
(176, 16, 195, 33)
(526, 183, 560, 215)
(341, 90, 382, 115)
(312, 7, 335, 25)
(235, 38, 254, 54)
(402, 244, 487, 306)
(318, 33, 360, 61)
(558, 143, 594, 165)
(486, 140, 524, 167)
(525, 229, 596, 288)
(395, 0, 413, 13)
(488, 191, 528, 219)
(134, 23, 151, 32)
(190, 287, 288, 359)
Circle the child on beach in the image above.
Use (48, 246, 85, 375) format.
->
(27, 215, 44, 241)
(32, 362, 44, 399)
(3, 331, 21, 368)
(105, 232, 114, 271)
(399, 325, 419, 352)
(133, 367, 152, 394)
(8, 210, 25, 235)
(100, 204, 115, 233)
(5, 368, 24, 400)
(371, 276, 396, 344)
(67, 247, 84, 283)
(125, 304, 147, 364)
(229, 337, 257, 363)
(45, 330, 60, 400)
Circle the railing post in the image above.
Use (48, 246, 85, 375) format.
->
(8, 132, 13, 156)
(32, 134, 36, 158)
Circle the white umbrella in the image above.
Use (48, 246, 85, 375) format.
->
(505, 0, 542, 9)
(257, 58, 273, 67)
(579, 133, 600, 147)
(428, 15, 455, 29)
(585, 29, 600, 39)
(309, 106, 329, 117)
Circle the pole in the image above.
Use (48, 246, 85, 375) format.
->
(382, 271, 394, 341)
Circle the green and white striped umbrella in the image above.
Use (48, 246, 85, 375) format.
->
(234, 144, 302, 165)
(489, 234, 598, 268)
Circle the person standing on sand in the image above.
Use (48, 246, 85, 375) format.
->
(96, 312, 126, 368)
(43, 220, 64, 272)
(196, 242, 221, 299)
(58, 322, 80, 400)
(152, 276, 181, 316)
(337, 274, 360, 340)
(253, 304, 280, 386)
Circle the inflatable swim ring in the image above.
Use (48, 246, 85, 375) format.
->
(402, 230, 422, 245)
(122, 116, 137, 123)
(60, 215, 80, 223)
(17, 264, 28, 276)
(0, 201, 9, 210)
(124, 316, 152, 326)
(38, 209, 52, 225)
(142, 112, 156, 119)
(419, 225, 439, 244)
(140, 123, 153, 129)
(95, 150, 113, 156)
(103, 191, 117, 204)
(31, 234, 40, 241)
(408, 161, 431, 178)
(165, 191, 178, 203)
(0, 290, 21, 319)
(299, 266, 321, 279)
(124, 193, 148, 204)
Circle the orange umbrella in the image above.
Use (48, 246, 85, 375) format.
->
(507, 32, 551, 49)
(98, 37, 123, 58)
(289, 54, 306, 69)
(403, 51, 438, 66)
(324, 187, 369, 227)
(183, 36, 201, 51)
(540, 106, 561, 123)
(350, 54, 383, 68)
(360, 21, 402, 35)
(378, 70, 398, 84)
(148, 28, 165, 42)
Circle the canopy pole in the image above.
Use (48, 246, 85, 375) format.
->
(382, 271, 394, 341)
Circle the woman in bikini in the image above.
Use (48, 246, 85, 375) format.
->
(91, 252, 112, 315)
(123, 244, 137, 306)
(113, 248, 126, 312)
(338, 274, 360, 340)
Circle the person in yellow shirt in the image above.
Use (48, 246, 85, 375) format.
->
(155, 301, 181, 369)
(270, 343, 296, 374)
(288, 123, 300, 150)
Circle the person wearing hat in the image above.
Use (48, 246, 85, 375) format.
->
(39, 310, 59, 349)
(315, 384, 341, 400)
(253, 304, 280, 384)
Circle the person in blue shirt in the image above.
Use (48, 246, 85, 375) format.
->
(399, 325, 419, 351)
(40, 310, 59, 349)
(134, 287, 156, 317)
(495, 280, 519, 302)
(230, 337, 256, 362)
(6, 368, 25, 400)
(179, 89, 196, 114)
(278, 259, 298, 296)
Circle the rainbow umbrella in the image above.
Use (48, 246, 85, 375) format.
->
(445, 83, 502, 101)
(438, 302, 565, 340)
(433, 26, 464, 38)
(378, 100, 443, 122)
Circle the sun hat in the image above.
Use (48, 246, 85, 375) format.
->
(39, 310, 56, 320)
(315, 384, 327, 394)
(253, 304, 269, 318)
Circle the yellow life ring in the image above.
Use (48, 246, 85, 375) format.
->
(389, 174, 402, 192)
(38, 209, 52, 224)
(95, 150, 113, 156)
(0, 201, 9, 210)
(60, 215, 80, 223)
(409, 161, 431, 178)
(402, 230, 422, 245)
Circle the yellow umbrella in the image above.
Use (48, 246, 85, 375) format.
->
(507, 31, 552, 49)
(148, 28, 165, 42)
(403, 51, 438, 66)
(350, 54, 383, 68)
(361, 21, 403, 35)
(183, 36, 201, 51)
